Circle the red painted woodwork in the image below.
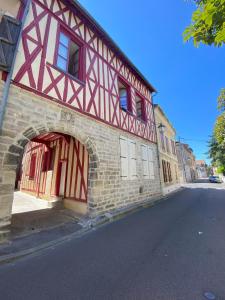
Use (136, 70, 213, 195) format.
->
(20, 133, 89, 203)
(29, 153, 37, 179)
(12, 0, 156, 142)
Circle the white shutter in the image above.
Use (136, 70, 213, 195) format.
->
(120, 136, 129, 180)
(128, 140, 137, 179)
(141, 144, 149, 178)
(148, 147, 155, 179)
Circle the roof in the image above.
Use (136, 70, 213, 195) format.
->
(196, 160, 206, 165)
(66, 0, 156, 93)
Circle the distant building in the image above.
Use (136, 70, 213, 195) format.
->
(176, 143, 197, 183)
(196, 160, 208, 178)
(154, 105, 180, 195)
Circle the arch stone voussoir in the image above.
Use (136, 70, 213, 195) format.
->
(0, 116, 100, 235)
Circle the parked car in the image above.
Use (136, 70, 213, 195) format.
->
(209, 175, 222, 183)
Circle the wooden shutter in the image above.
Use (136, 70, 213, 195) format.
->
(148, 147, 155, 179)
(162, 160, 167, 183)
(120, 136, 129, 180)
(0, 15, 21, 71)
(128, 140, 137, 179)
(141, 144, 149, 178)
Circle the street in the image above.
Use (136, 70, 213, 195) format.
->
(1, 182, 225, 300)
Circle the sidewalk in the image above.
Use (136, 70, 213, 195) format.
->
(0, 190, 179, 265)
(0, 207, 85, 264)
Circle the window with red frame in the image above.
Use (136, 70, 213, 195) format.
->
(29, 153, 36, 179)
(42, 151, 50, 172)
(49, 147, 56, 171)
(56, 32, 82, 80)
(135, 94, 145, 120)
(118, 79, 130, 112)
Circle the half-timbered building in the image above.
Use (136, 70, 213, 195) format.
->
(0, 0, 161, 233)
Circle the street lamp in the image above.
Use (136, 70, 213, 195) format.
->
(158, 123, 166, 133)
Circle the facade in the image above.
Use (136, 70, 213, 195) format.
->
(196, 160, 208, 178)
(0, 0, 161, 232)
(154, 105, 180, 195)
(176, 142, 196, 183)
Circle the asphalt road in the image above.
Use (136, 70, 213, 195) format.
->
(1, 182, 225, 300)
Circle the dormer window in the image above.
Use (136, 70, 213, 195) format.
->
(118, 79, 130, 112)
(56, 31, 83, 80)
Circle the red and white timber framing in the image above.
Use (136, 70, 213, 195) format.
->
(12, 0, 156, 142)
(20, 133, 88, 202)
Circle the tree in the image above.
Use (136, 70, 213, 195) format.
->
(214, 113, 225, 145)
(208, 135, 225, 174)
(217, 88, 225, 111)
(183, 0, 225, 47)
(214, 89, 225, 145)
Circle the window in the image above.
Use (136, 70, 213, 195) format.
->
(170, 140, 176, 155)
(175, 164, 178, 181)
(120, 136, 137, 180)
(160, 131, 165, 151)
(141, 144, 155, 179)
(162, 160, 172, 183)
(165, 136, 170, 153)
(56, 31, 82, 80)
(162, 160, 168, 183)
(42, 151, 50, 172)
(118, 80, 130, 111)
(167, 162, 172, 182)
(29, 153, 36, 179)
(49, 147, 56, 171)
(135, 94, 145, 120)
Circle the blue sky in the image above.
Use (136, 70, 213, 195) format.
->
(79, 0, 225, 163)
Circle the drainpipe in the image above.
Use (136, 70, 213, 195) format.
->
(152, 93, 164, 196)
(0, 0, 31, 133)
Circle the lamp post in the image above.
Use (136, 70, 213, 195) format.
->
(158, 123, 166, 133)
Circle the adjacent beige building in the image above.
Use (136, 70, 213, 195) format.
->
(154, 105, 180, 195)
(176, 143, 197, 183)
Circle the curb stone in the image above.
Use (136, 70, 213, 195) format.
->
(0, 187, 184, 265)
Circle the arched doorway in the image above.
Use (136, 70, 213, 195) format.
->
(14, 132, 89, 215)
(0, 120, 100, 235)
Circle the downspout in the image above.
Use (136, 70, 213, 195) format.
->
(152, 93, 164, 196)
(0, 0, 31, 133)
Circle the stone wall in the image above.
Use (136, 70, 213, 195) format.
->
(0, 81, 161, 230)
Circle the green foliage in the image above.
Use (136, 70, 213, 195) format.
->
(217, 88, 225, 111)
(208, 135, 225, 173)
(214, 112, 225, 144)
(183, 0, 225, 47)
(217, 165, 225, 174)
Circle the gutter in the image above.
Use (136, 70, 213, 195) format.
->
(0, 0, 31, 133)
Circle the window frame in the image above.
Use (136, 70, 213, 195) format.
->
(118, 77, 132, 113)
(29, 153, 37, 180)
(141, 144, 155, 180)
(120, 136, 137, 180)
(54, 26, 85, 83)
(135, 92, 146, 122)
(165, 136, 170, 153)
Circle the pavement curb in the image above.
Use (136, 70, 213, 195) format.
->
(0, 187, 184, 265)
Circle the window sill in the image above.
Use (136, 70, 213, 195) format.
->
(119, 108, 147, 124)
(47, 63, 85, 86)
